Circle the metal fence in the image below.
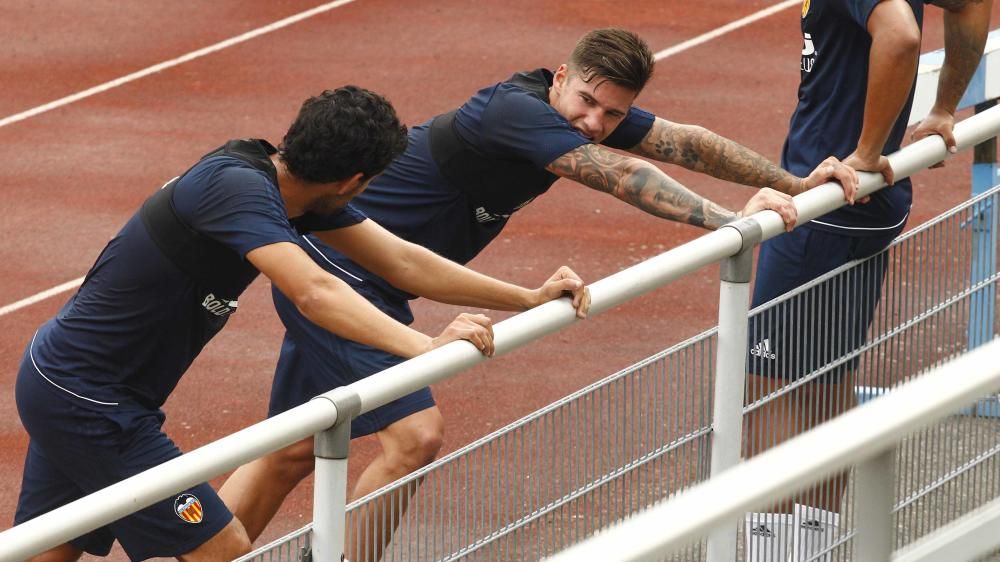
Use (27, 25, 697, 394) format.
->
(545, 340, 1000, 562)
(747, 186, 1000, 561)
(243, 181, 1000, 562)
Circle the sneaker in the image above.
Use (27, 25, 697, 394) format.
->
(744, 512, 793, 562)
(790, 503, 840, 561)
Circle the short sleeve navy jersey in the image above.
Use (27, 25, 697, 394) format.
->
(303, 68, 655, 302)
(29, 150, 364, 409)
(785, 0, 926, 235)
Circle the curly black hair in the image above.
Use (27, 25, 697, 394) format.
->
(279, 86, 408, 183)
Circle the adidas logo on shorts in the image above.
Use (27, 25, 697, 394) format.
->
(750, 338, 776, 359)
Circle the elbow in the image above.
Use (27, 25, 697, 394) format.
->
(289, 276, 338, 321)
(377, 244, 420, 288)
(875, 23, 921, 61)
(897, 29, 921, 60)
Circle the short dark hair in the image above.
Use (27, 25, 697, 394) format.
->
(280, 86, 408, 183)
(569, 28, 654, 93)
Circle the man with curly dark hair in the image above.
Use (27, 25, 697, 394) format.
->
(12, 85, 588, 561)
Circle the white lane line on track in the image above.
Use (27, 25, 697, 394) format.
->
(0, 277, 84, 317)
(653, 0, 799, 61)
(0, 0, 797, 319)
(0, 0, 358, 129)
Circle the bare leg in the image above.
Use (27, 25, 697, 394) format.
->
(744, 373, 857, 513)
(220, 437, 315, 542)
(177, 517, 251, 562)
(347, 407, 444, 562)
(800, 375, 856, 512)
(221, 406, 442, 561)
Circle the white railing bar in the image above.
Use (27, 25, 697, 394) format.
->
(0, 400, 341, 562)
(343, 104, 1000, 414)
(543, 338, 1000, 562)
(892, 495, 1000, 562)
(1, 104, 998, 562)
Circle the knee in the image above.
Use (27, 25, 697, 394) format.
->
(410, 424, 444, 465)
(265, 438, 317, 482)
(180, 518, 251, 561)
(387, 419, 444, 473)
(225, 527, 253, 559)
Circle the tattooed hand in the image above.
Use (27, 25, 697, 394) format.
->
(738, 188, 798, 232)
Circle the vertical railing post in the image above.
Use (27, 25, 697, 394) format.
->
(309, 388, 361, 562)
(706, 218, 762, 562)
(853, 449, 896, 562)
(969, 99, 998, 350)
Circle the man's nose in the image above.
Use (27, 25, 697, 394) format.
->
(582, 110, 604, 137)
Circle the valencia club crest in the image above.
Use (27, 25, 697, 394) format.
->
(174, 493, 204, 524)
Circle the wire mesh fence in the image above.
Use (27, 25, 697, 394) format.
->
(241, 186, 1000, 562)
(346, 332, 718, 562)
(740, 186, 1000, 562)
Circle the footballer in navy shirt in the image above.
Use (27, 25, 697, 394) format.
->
(14, 86, 590, 561)
(743, 2, 992, 560)
(225, 28, 862, 561)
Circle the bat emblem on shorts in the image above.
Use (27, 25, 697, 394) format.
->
(174, 493, 204, 524)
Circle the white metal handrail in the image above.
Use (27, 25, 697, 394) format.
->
(0, 106, 998, 562)
(544, 338, 1000, 562)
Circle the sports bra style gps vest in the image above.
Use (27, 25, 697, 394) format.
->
(428, 69, 560, 219)
(139, 139, 278, 300)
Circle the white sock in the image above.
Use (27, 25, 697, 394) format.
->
(744, 512, 793, 562)
(791, 503, 841, 562)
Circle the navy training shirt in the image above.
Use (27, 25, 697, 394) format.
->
(785, 0, 926, 235)
(298, 68, 656, 303)
(28, 147, 365, 410)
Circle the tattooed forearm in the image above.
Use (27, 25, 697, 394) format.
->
(632, 120, 803, 195)
(547, 144, 736, 230)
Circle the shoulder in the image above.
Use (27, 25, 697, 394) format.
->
(174, 155, 283, 222)
(480, 68, 553, 114)
(194, 156, 277, 200)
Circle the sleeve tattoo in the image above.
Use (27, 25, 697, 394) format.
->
(632, 121, 801, 195)
(547, 144, 736, 230)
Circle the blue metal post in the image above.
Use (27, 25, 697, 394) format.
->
(968, 99, 998, 350)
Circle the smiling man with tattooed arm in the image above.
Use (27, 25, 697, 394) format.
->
(221, 27, 858, 562)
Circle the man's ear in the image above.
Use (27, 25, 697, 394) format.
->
(336, 172, 365, 195)
(552, 64, 569, 91)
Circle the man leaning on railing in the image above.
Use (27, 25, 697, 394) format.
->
(742, 1, 994, 561)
